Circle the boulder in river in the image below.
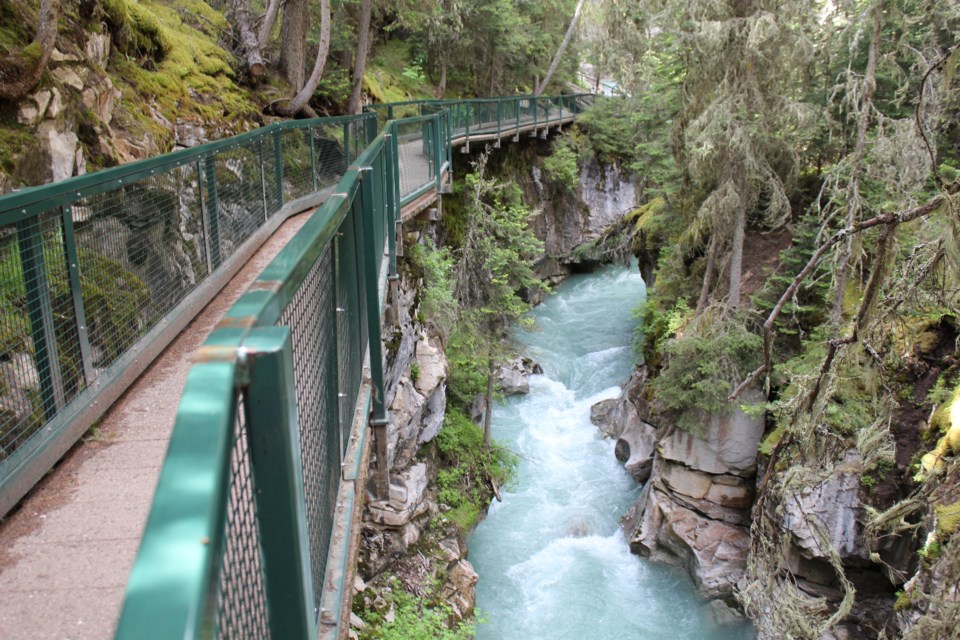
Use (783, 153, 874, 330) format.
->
(494, 356, 543, 396)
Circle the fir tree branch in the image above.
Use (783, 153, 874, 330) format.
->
(729, 194, 949, 401)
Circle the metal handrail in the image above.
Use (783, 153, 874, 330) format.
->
(0, 92, 594, 640)
(0, 111, 377, 518)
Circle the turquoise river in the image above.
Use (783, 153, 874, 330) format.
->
(468, 263, 755, 640)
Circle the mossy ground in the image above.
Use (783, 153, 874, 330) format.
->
(0, 125, 34, 175)
(108, 0, 259, 150)
(0, 1, 34, 57)
(364, 40, 436, 105)
(0, 0, 268, 187)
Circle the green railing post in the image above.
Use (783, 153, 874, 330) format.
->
(384, 132, 397, 277)
(309, 127, 318, 194)
(202, 155, 222, 268)
(61, 207, 94, 384)
(445, 110, 453, 170)
(273, 129, 284, 211)
(258, 138, 269, 220)
(532, 95, 538, 135)
(343, 122, 351, 165)
(434, 116, 443, 191)
(16, 216, 65, 415)
(391, 124, 402, 257)
(515, 97, 521, 138)
(243, 327, 316, 640)
(356, 167, 389, 498)
(357, 168, 386, 421)
(497, 98, 503, 138)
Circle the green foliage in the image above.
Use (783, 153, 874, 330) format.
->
(386, 0, 582, 96)
(894, 590, 913, 612)
(652, 312, 763, 433)
(751, 211, 831, 344)
(541, 138, 580, 191)
(0, 1, 33, 56)
(936, 502, 960, 538)
(441, 157, 545, 413)
(457, 159, 545, 331)
(312, 61, 353, 108)
(435, 408, 516, 533)
(408, 240, 456, 334)
(365, 40, 436, 103)
(409, 361, 421, 384)
(0, 125, 33, 174)
(573, 96, 643, 164)
(357, 579, 476, 640)
(0, 240, 149, 455)
(634, 295, 692, 364)
(0, 241, 149, 363)
(445, 324, 487, 410)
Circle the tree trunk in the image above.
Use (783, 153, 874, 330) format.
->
(346, 0, 373, 114)
(728, 206, 746, 309)
(483, 355, 495, 448)
(231, 0, 264, 77)
(535, 0, 585, 96)
(258, 0, 282, 49)
(277, 0, 331, 116)
(696, 235, 718, 314)
(831, 1, 882, 322)
(0, 0, 60, 100)
(436, 59, 447, 98)
(280, 0, 310, 92)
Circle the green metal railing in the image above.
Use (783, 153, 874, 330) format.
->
(0, 112, 377, 517)
(112, 94, 592, 640)
(112, 106, 466, 639)
(0, 92, 597, 638)
(367, 93, 594, 145)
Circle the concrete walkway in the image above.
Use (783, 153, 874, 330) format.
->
(0, 211, 314, 640)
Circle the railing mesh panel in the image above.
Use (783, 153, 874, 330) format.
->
(336, 211, 363, 457)
(74, 165, 209, 369)
(212, 143, 268, 258)
(215, 395, 271, 640)
(396, 120, 433, 201)
(0, 211, 84, 460)
(312, 125, 349, 192)
(278, 245, 339, 614)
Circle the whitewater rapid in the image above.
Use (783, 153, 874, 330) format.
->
(468, 263, 754, 640)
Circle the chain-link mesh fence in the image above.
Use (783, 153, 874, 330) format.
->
(115, 97, 593, 640)
(278, 245, 340, 612)
(216, 396, 271, 640)
(0, 114, 375, 515)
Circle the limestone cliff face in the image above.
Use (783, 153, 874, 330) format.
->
(355, 220, 479, 629)
(594, 368, 763, 623)
(474, 142, 639, 295)
(597, 328, 960, 637)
